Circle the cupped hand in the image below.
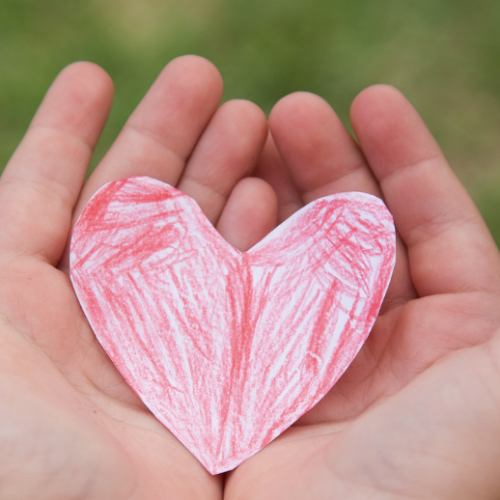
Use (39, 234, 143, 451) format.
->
(4, 57, 500, 500)
(0, 57, 276, 500)
(225, 89, 500, 499)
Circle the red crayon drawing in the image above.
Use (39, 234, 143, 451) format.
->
(70, 176, 396, 474)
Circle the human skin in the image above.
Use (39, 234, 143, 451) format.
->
(2, 56, 500, 499)
(225, 88, 500, 499)
(0, 56, 275, 500)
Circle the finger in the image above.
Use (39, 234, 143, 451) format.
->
(269, 92, 381, 203)
(177, 100, 267, 225)
(216, 177, 278, 252)
(0, 62, 113, 265)
(351, 85, 500, 296)
(254, 133, 303, 224)
(74, 55, 223, 218)
(269, 91, 416, 309)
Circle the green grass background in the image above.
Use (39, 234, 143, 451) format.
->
(2, 0, 500, 242)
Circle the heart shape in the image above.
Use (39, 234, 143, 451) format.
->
(70, 176, 396, 474)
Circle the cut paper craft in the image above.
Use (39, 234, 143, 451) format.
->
(70, 176, 396, 474)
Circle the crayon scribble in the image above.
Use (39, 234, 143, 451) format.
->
(70, 176, 396, 474)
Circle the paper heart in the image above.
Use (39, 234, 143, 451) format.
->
(70, 176, 396, 474)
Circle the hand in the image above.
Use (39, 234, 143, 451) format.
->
(225, 89, 500, 498)
(0, 56, 276, 499)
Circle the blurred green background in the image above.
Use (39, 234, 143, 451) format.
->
(1, 0, 500, 242)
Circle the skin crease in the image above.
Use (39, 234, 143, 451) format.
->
(1, 56, 500, 499)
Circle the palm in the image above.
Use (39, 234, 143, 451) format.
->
(3, 59, 500, 499)
(0, 57, 276, 499)
(1, 254, 216, 498)
(301, 284, 498, 423)
(226, 89, 500, 498)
